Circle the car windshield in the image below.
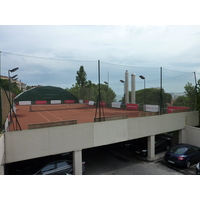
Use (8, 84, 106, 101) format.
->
(169, 146, 188, 155)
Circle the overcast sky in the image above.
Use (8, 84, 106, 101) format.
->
(1, 2, 200, 99)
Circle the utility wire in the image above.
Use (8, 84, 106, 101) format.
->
(1, 51, 195, 74)
(108, 72, 194, 85)
(139, 72, 194, 84)
(1, 51, 97, 63)
(163, 67, 193, 74)
(101, 61, 158, 69)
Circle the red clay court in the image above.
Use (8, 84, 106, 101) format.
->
(9, 103, 146, 131)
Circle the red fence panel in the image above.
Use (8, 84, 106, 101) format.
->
(126, 103, 139, 110)
(35, 100, 47, 105)
(64, 100, 75, 104)
(167, 106, 190, 113)
(100, 101, 106, 106)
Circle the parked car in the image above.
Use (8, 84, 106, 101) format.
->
(16, 153, 85, 175)
(132, 136, 171, 157)
(196, 162, 200, 174)
(35, 159, 85, 175)
(164, 143, 200, 168)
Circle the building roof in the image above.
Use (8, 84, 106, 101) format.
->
(14, 86, 79, 102)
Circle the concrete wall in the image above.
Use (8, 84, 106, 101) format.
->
(5, 111, 199, 164)
(0, 134, 4, 174)
(184, 126, 200, 147)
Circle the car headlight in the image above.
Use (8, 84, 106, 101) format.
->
(142, 150, 147, 153)
(197, 163, 200, 169)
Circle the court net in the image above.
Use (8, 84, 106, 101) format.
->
(29, 103, 96, 112)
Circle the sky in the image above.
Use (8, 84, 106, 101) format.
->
(1, 1, 200, 100)
(1, 0, 200, 194)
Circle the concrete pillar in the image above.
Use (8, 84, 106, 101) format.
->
(131, 73, 136, 104)
(179, 129, 185, 144)
(0, 165, 4, 175)
(73, 150, 82, 175)
(0, 135, 5, 175)
(125, 70, 129, 104)
(147, 135, 155, 161)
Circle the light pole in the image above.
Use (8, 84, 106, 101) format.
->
(139, 75, 146, 106)
(104, 81, 109, 106)
(8, 67, 19, 124)
(11, 74, 18, 80)
(120, 80, 125, 105)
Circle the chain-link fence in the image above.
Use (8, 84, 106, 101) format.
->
(1, 52, 196, 114)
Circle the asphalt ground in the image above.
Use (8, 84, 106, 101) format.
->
(82, 145, 197, 175)
(6, 144, 197, 175)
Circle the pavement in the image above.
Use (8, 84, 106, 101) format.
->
(83, 146, 197, 175)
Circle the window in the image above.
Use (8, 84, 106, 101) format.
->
(155, 138, 166, 145)
(41, 164, 55, 172)
(170, 146, 188, 155)
(185, 148, 194, 155)
(192, 146, 200, 152)
(57, 161, 66, 168)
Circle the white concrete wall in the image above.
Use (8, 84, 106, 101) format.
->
(5, 123, 95, 163)
(5, 111, 199, 164)
(184, 126, 200, 147)
(0, 134, 5, 175)
(94, 119, 128, 146)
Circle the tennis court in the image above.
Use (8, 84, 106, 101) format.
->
(9, 104, 147, 131)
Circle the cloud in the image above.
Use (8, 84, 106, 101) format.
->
(1, 25, 200, 95)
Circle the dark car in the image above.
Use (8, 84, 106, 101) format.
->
(133, 136, 171, 157)
(164, 143, 200, 168)
(196, 162, 200, 174)
(35, 159, 85, 175)
(16, 153, 85, 175)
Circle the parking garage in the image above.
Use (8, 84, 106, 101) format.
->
(1, 110, 199, 175)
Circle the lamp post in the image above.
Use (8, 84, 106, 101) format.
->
(11, 74, 18, 80)
(13, 78, 18, 81)
(8, 67, 19, 124)
(8, 67, 19, 94)
(120, 80, 125, 105)
(104, 81, 109, 106)
(139, 75, 146, 106)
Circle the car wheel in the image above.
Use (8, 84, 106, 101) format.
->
(186, 160, 191, 168)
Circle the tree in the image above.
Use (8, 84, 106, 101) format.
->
(173, 80, 200, 109)
(137, 88, 171, 107)
(75, 66, 88, 100)
(76, 66, 87, 87)
(66, 66, 116, 104)
(120, 88, 172, 107)
(173, 96, 188, 107)
(96, 84, 116, 105)
(66, 83, 81, 99)
(0, 78, 22, 96)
